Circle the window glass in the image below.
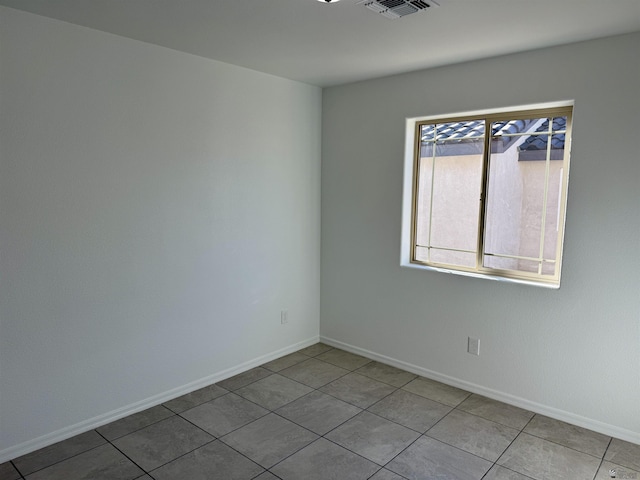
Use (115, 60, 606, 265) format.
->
(415, 122, 484, 268)
(410, 106, 572, 286)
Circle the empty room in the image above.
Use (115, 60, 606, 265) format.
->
(0, 1, 639, 479)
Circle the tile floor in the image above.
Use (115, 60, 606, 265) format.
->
(2, 343, 639, 480)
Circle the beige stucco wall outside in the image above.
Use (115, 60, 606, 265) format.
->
(416, 144, 563, 276)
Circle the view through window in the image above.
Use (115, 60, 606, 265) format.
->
(410, 105, 573, 286)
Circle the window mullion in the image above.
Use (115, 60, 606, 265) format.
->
(411, 122, 425, 263)
(537, 119, 554, 275)
(426, 129, 438, 264)
(476, 119, 491, 271)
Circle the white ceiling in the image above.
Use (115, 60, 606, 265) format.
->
(2, 0, 639, 87)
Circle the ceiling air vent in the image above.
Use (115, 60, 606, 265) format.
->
(357, 0, 441, 19)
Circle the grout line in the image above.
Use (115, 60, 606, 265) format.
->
(362, 409, 425, 436)
(97, 405, 177, 442)
(260, 357, 480, 478)
(9, 344, 624, 480)
(103, 431, 174, 477)
(161, 386, 231, 415)
(11, 440, 107, 478)
(516, 428, 611, 460)
(9, 460, 25, 480)
(592, 457, 606, 480)
(480, 464, 538, 480)
(249, 350, 510, 476)
(178, 395, 272, 439)
(290, 349, 532, 478)
(216, 370, 276, 392)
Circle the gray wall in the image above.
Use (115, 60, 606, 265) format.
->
(321, 33, 640, 442)
(0, 7, 321, 458)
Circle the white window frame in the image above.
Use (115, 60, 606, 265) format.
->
(400, 100, 574, 288)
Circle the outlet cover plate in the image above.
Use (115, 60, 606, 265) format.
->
(468, 337, 480, 356)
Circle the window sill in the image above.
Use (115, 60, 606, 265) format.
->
(400, 261, 560, 289)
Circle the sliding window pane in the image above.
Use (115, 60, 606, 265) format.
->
(414, 121, 484, 267)
(414, 139, 433, 251)
(429, 141, 483, 252)
(483, 117, 564, 276)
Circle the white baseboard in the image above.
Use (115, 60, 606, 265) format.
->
(320, 335, 640, 446)
(0, 336, 319, 464)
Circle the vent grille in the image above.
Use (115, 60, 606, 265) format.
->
(379, 0, 406, 8)
(358, 0, 440, 19)
(410, 0, 431, 9)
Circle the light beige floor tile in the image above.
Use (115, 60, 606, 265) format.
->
(368, 389, 451, 433)
(498, 433, 600, 480)
(316, 349, 372, 370)
(458, 394, 534, 430)
(427, 410, 519, 461)
(216, 367, 272, 391)
(402, 377, 470, 407)
(355, 361, 417, 387)
(325, 411, 419, 465)
(276, 390, 361, 435)
(150, 441, 263, 480)
(280, 358, 349, 388)
(298, 343, 334, 357)
(483, 465, 536, 479)
(221, 414, 317, 468)
(320, 373, 395, 409)
(0, 462, 21, 480)
(369, 469, 406, 480)
(180, 392, 269, 437)
(524, 415, 610, 457)
(387, 436, 492, 480)
(262, 352, 310, 372)
(112, 416, 213, 471)
(163, 384, 227, 413)
(14, 431, 106, 476)
(97, 406, 174, 441)
(24, 444, 142, 480)
(271, 438, 379, 480)
(236, 374, 313, 410)
(605, 438, 640, 471)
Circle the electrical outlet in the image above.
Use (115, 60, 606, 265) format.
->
(467, 337, 480, 356)
(281, 310, 289, 325)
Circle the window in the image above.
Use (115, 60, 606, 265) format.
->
(402, 102, 573, 287)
